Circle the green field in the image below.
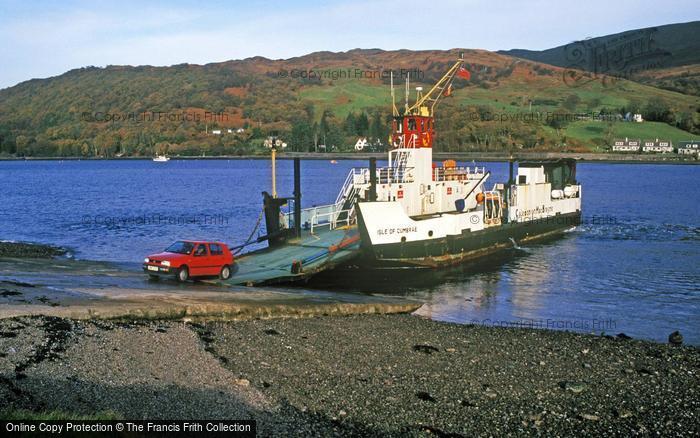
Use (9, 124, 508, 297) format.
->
(299, 81, 388, 119)
(451, 77, 698, 115)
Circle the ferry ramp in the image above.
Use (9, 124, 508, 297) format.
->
(226, 226, 361, 286)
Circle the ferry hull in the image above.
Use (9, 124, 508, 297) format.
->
(357, 208, 581, 268)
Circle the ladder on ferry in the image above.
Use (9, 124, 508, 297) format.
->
(391, 149, 410, 183)
(334, 169, 360, 224)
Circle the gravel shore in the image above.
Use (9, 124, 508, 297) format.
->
(1, 315, 697, 436)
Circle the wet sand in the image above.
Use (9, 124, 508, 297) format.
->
(0, 249, 421, 321)
(0, 279, 420, 322)
(0, 315, 697, 436)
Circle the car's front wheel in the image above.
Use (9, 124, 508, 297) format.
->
(177, 266, 189, 282)
(219, 265, 231, 280)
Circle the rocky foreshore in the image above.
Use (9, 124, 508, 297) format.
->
(0, 241, 66, 259)
(0, 314, 697, 436)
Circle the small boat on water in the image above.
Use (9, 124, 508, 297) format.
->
(153, 155, 170, 162)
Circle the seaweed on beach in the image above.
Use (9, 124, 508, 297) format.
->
(12, 317, 74, 379)
(188, 323, 230, 365)
(0, 289, 23, 297)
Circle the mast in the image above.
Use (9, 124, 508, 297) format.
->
(404, 75, 409, 114)
(391, 72, 398, 117)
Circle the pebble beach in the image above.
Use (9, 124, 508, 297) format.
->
(1, 314, 697, 436)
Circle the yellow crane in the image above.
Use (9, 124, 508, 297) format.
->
(402, 53, 466, 118)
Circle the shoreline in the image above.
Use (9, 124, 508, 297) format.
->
(0, 314, 696, 434)
(0, 243, 693, 346)
(0, 151, 698, 164)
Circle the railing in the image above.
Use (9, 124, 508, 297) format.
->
(432, 166, 486, 182)
(393, 134, 419, 148)
(348, 166, 414, 185)
(282, 168, 360, 234)
(379, 166, 414, 184)
(406, 134, 417, 148)
(308, 206, 353, 232)
(282, 201, 354, 233)
(335, 169, 357, 205)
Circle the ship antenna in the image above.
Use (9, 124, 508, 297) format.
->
(391, 71, 398, 117)
(404, 75, 410, 114)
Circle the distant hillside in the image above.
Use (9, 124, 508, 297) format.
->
(0, 47, 698, 157)
(500, 21, 700, 96)
(500, 21, 700, 70)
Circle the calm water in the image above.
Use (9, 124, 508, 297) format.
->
(1, 159, 698, 344)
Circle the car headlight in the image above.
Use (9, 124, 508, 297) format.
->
(144, 258, 150, 263)
(161, 260, 171, 267)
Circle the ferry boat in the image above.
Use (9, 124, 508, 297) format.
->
(323, 54, 582, 268)
(354, 157, 581, 267)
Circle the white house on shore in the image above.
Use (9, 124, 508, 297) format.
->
(677, 141, 699, 155)
(354, 137, 368, 151)
(612, 138, 641, 152)
(642, 139, 673, 153)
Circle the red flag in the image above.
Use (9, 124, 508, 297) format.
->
(457, 66, 471, 80)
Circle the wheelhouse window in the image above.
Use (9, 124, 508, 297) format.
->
(166, 241, 194, 254)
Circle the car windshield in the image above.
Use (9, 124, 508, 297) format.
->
(165, 241, 194, 254)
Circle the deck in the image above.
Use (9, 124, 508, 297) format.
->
(226, 226, 362, 286)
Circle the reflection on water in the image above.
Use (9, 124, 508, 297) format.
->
(312, 224, 699, 344)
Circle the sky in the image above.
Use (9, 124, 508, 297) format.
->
(0, 0, 698, 89)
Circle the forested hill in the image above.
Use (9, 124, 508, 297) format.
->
(1, 46, 698, 157)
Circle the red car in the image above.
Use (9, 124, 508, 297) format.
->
(143, 240, 234, 282)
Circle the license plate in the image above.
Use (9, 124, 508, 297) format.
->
(147, 265, 159, 271)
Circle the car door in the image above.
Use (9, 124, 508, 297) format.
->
(190, 243, 210, 276)
(208, 243, 225, 275)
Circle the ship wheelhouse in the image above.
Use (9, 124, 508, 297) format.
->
(391, 115, 435, 149)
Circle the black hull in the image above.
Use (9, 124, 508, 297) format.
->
(357, 209, 581, 268)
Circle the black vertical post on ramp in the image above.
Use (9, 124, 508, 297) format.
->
(505, 158, 514, 224)
(293, 157, 302, 238)
(369, 157, 377, 202)
(508, 159, 514, 186)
